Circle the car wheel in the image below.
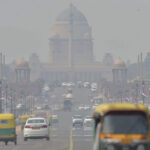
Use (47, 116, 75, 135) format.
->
(5, 141, 8, 145)
(24, 137, 27, 141)
(46, 137, 50, 141)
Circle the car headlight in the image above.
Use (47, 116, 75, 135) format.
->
(137, 145, 145, 150)
(107, 145, 115, 150)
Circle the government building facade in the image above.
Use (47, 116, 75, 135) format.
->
(9, 4, 113, 83)
(41, 4, 113, 83)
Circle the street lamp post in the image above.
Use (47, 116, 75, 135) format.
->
(5, 84, 8, 112)
(142, 81, 145, 104)
(136, 82, 138, 103)
(0, 81, 2, 113)
(10, 88, 13, 113)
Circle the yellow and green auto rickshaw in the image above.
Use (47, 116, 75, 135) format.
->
(0, 114, 17, 145)
(49, 115, 58, 126)
(93, 103, 150, 150)
(20, 115, 32, 130)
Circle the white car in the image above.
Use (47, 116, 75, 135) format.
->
(83, 82, 90, 88)
(23, 118, 50, 141)
(91, 87, 97, 92)
(67, 82, 75, 87)
(62, 82, 67, 87)
(83, 118, 93, 136)
(72, 115, 83, 128)
(84, 118, 93, 129)
(91, 82, 97, 88)
(92, 104, 99, 110)
(78, 105, 90, 111)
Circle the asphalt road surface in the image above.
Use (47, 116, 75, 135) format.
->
(0, 111, 93, 150)
(0, 86, 94, 150)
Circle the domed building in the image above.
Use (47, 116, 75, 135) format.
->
(42, 4, 113, 82)
(16, 60, 29, 68)
(112, 59, 127, 84)
(15, 59, 30, 83)
(49, 4, 93, 65)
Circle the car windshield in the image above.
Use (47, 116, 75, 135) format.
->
(102, 111, 147, 134)
(85, 116, 91, 119)
(73, 115, 82, 119)
(0, 120, 9, 125)
(27, 119, 45, 124)
(84, 121, 93, 127)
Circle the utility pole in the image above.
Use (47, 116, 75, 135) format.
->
(0, 52, 3, 80)
(5, 84, 8, 112)
(0, 52, 6, 113)
(10, 88, 13, 114)
(3, 54, 5, 79)
(0, 81, 2, 113)
(142, 81, 145, 104)
(137, 54, 140, 80)
(140, 53, 143, 81)
(135, 82, 139, 103)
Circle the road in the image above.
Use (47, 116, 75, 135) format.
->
(0, 111, 93, 150)
(0, 86, 95, 150)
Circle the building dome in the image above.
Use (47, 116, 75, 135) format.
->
(56, 4, 88, 23)
(16, 59, 29, 68)
(50, 4, 91, 39)
(113, 59, 126, 69)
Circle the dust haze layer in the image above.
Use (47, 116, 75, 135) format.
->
(0, 0, 150, 63)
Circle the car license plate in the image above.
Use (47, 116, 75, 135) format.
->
(33, 127, 40, 130)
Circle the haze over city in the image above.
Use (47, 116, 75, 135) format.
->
(1, 1, 150, 150)
(0, 0, 150, 63)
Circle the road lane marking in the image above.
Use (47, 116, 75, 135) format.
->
(69, 129, 73, 150)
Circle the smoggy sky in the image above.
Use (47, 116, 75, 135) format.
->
(0, 0, 150, 63)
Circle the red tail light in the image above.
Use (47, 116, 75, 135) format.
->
(41, 125, 47, 128)
(25, 125, 31, 128)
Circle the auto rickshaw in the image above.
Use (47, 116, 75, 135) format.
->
(20, 115, 32, 130)
(49, 115, 58, 125)
(93, 103, 150, 150)
(0, 114, 17, 145)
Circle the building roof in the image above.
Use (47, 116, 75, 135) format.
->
(56, 4, 88, 23)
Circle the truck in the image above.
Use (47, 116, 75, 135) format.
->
(63, 93, 73, 111)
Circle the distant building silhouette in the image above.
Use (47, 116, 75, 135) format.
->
(29, 53, 42, 81)
(11, 5, 114, 83)
(112, 59, 127, 85)
(42, 4, 113, 82)
(15, 59, 30, 83)
(49, 4, 93, 65)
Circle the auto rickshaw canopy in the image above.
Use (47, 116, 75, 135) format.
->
(0, 114, 15, 120)
(94, 103, 149, 116)
(20, 115, 32, 122)
(0, 114, 15, 128)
